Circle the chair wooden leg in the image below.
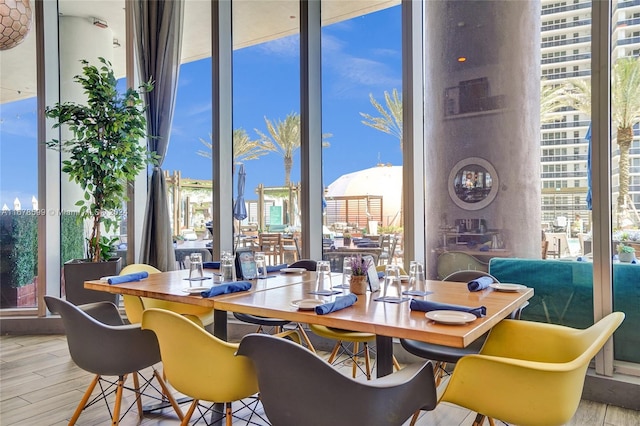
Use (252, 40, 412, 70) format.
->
(352, 342, 360, 378)
(409, 410, 420, 426)
(473, 413, 487, 426)
(363, 342, 372, 380)
(132, 372, 143, 419)
(180, 400, 198, 426)
(226, 402, 233, 426)
(111, 375, 125, 425)
(434, 361, 447, 387)
(392, 355, 401, 371)
(327, 342, 341, 364)
(487, 417, 496, 426)
(69, 374, 100, 425)
(153, 369, 184, 420)
(296, 324, 316, 353)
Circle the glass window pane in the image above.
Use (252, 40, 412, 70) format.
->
(0, 3, 38, 309)
(321, 2, 402, 272)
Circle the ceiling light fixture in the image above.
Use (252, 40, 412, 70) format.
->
(92, 18, 108, 29)
(457, 57, 467, 63)
(0, 0, 33, 51)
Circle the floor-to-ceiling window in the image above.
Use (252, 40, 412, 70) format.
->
(320, 1, 403, 272)
(0, 0, 38, 311)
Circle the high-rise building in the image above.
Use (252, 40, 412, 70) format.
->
(540, 0, 640, 230)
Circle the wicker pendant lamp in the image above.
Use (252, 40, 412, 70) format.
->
(0, 0, 32, 51)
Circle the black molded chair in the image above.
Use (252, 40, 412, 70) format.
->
(233, 259, 317, 352)
(237, 333, 438, 426)
(44, 296, 183, 425)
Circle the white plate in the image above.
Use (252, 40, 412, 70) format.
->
(490, 283, 527, 292)
(425, 310, 477, 325)
(399, 275, 410, 282)
(182, 286, 211, 294)
(291, 298, 324, 310)
(280, 267, 306, 274)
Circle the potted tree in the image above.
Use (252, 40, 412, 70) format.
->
(45, 58, 155, 304)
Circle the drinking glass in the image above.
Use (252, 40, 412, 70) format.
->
(188, 253, 204, 283)
(316, 260, 332, 291)
(410, 261, 426, 293)
(254, 252, 267, 278)
(341, 263, 352, 288)
(221, 251, 235, 282)
(382, 264, 400, 298)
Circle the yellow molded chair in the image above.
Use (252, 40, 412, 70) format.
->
(440, 312, 625, 426)
(120, 264, 214, 328)
(309, 264, 402, 379)
(142, 308, 283, 426)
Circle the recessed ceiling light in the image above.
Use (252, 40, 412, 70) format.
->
(458, 57, 467, 62)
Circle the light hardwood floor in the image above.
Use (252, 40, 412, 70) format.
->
(1, 334, 639, 426)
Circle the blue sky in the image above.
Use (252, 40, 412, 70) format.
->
(0, 6, 402, 208)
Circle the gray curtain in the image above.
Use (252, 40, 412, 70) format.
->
(134, 0, 184, 271)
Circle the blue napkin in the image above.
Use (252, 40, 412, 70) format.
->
(107, 272, 148, 285)
(201, 281, 252, 298)
(356, 242, 380, 248)
(266, 264, 288, 272)
(467, 276, 493, 292)
(203, 261, 220, 269)
(315, 294, 358, 315)
(410, 299, 486, 318)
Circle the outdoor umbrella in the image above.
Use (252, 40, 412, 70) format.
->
(585, 124, 592, 210)
(234, 164, 248, 221)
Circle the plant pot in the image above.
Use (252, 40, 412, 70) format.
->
(343, 238, 351, 246)
(349, 275, 368, 295)
(63, 258, 122, 305)
(618, 251, 635, 263)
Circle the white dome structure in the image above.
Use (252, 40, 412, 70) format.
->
(326, 165, 402, 227)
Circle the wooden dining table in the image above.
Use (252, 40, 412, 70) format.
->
(85, 269, 533, 378)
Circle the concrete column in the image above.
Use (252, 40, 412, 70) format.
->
(424, 1, 541, 275)
(58, 16, 112, 211)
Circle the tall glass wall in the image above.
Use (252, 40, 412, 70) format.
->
(320, 2, 403, 273)
(0, 0, 637, 378)
(0, 0, 38, 310)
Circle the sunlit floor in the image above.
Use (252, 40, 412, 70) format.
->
(1, 334, 638, 426)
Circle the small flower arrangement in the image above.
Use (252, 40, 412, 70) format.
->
(348, 254, 371, 276)
(617, 243, 635, 254)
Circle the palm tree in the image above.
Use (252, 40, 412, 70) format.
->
(360, 88, 403, 148)
(256, 112, 331, 186)
(561, 56, 640, 222)
(197, 128, 273, 164)
(540, 80, 567, 124)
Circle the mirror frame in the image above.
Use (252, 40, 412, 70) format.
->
(448, 157, 499, 211)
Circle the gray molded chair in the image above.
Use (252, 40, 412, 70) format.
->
(237, 333, 438, 426)
(400, 270, 527, 426)
(44, 296, 183, 425)
(233, 259, 317, 352)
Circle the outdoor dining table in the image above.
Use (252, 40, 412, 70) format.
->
(85, 270, 533, 378)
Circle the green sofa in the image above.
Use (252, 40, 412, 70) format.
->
(489, 258, 639, 364)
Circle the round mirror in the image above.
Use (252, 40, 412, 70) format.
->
(448, 157, 499, 211)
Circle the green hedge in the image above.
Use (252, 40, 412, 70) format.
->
(0, 211, 84, 288)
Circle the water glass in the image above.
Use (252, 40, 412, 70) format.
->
(221, 251, 235, 282)
(255, 252, 267, 277)
(341, 263, 352, 287)
(316, 260, 332, 291)
(409, 261, 426, 293)
(188, 253, 204, 283)
(382, 264, 400, 298)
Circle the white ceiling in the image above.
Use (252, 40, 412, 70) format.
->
(0, 0, 397, 104)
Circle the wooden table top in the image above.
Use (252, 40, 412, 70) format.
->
(85, 271, 532, 348)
